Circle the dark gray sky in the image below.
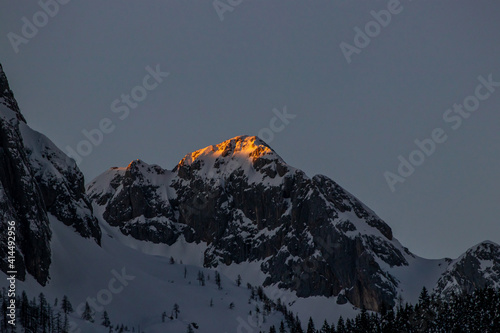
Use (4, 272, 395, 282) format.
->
(1, 0, 499, 259)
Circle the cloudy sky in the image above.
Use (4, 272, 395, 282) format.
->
(1, 0, 499, 259)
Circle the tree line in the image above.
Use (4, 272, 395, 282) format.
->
(263, 286, 500, 333)
(0, 288, 136, 333)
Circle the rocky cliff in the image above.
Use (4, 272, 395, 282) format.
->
(435, 241, 500, 298)
(0, 63, 101, 285)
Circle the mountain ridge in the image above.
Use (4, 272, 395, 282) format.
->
(1, 63, 499, 331)
(86, 135, 500, 311)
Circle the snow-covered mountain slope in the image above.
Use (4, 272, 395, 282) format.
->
(93, 207, 364, 326)
(19, 122, 101, 243)
(88, 135, 418, 311)
(435, 240, 500, 298)
(0, 214, 286, 332)
(86, 134, 500, 316)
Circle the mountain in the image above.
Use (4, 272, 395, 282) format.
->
(0, 64, 288, 332)
(0, 63, 101, 286)
(1, 62, 500, 331)
(435, 241, 500, 298)
(86, 134, 500, 313)
(87, 135, 413, 311)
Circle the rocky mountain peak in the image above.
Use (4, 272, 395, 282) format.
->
(126, 159, 150, 174)
(174, 135, 291, 186)
(178, 135, 278, 167)
(0, 63, 24, 122)
(89, 135, 413, 311)
(434, 240, 500, 298)
(468, 240, 500, 254)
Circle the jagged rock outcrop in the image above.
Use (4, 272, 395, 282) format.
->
(0, 107, 50, 284)
(0, 64, 24, 122)
(435, 241, 500, 298)
(19, 123, 101, 242)
(88, 135, 412, 310)
(93, 162, 179, 244)
(0, 63, 101, 285)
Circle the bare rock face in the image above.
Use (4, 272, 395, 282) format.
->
(89, 135, 410, 310)
(0, 112, 50, 284)
(97, 161, 179, 244)
(0, 64, 24, 122)
(435, 241, 500, 298)
(0, 63, 101, 285)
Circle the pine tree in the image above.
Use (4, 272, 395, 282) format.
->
(418, 287, 430, 307)
(47, 303, 54, 332)
(197, 271, 206, 286)
(102, 310, 111, 327)
(336, 316, 346, 333)
(320, 319, 330, 333)
(345, 318, 354, 332)
(415, 286, 436, 331)
(20, 290, 29, 328)
(397, 294, 404, 308)
(38, 292, 48, 329)
(61, 295, 74, 314)
(236, 274, 242, 286)
(357, 307, 370, 332)
(173, 303, 180, 319)
(306, 317, 315, 333)
(215, 272, 222, 289)
(1, 289, 7, 331)
(187, 323, 195, 333)
(257, 286, 264, 300)
(269, 325, 277, 333)
(56, 312, 62, 333)
(295, 319, 304, 333)
(279, 321, 286, 333)
(381, 306, 395, 332)
(63, 313, 69, 333)
(82, 302, 94, 322)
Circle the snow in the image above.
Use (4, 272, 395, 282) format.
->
(1, 213, 287, 332)
(387, 255, 448, 304)
(218, 260, 269, 287)
(288, 294, 360, 325)
(255, 226, 281, 239)
(18, 121, 78, 175)
(177, 135, 295, 187)
(6, 117, 500, 331)
(480, 259, 494, 271)
(0, 103, 19, 122)
(86, 168, 127, 197)
(217, 262, 362, 324)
